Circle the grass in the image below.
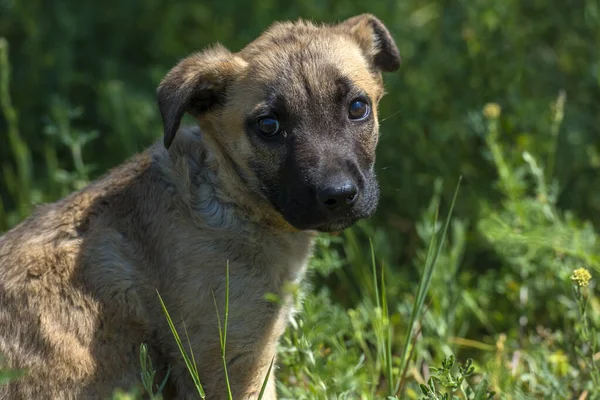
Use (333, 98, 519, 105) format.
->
(211, 261, 233, 399)
(156, 290, 206, 398)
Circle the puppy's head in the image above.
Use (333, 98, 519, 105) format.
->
(157, 14, 400, 232)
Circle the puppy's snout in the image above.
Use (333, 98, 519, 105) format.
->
(317, 178, 359, 211)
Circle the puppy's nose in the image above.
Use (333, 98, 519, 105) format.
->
(317, 180, 359, 210)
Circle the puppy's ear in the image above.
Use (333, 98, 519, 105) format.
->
(337, 14, 400, 73)
(157, 45, 247, 148)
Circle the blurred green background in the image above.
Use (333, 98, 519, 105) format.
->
(1, 1, 600, 398)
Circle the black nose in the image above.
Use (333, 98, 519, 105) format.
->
(317, 180, 359, 210)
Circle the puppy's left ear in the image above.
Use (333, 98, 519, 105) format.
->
(337, 14, 401, 72)
(157, 44, 247, 149)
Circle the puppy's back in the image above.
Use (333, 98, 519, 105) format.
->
(0, 148, 169, 399)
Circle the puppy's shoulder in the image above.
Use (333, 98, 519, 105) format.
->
(0, 145, 165, 284)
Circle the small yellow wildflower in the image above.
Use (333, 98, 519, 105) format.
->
(483, 103, 502, 119)
(548, 350, 569, 377)
(571, 267, 592, 288)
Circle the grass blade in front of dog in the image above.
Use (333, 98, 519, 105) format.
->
(369, 238, 395, 396)
(257, 357, 275, 400)
(156, 290, 205, 398)
(212, 261, 233, 400)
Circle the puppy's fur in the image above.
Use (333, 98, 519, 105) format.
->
(0, 14, 399, 399)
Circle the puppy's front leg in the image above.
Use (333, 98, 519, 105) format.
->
(211, 349, 278, 400)
(164, 329, 277, 399)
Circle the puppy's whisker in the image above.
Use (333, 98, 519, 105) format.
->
(380, 109, 402, 123)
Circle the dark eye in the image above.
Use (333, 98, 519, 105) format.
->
(257, 117, 280, 137)
(348, 100, 370, 121)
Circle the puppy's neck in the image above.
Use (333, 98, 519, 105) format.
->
(159, 126, 301, 233)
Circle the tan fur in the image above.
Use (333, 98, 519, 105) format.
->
(0, 14, 399, 399)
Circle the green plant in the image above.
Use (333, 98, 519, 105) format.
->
(417, 355, 495, 400)
(211, 261, 233, 400)
(156, 291, 206, 399)
(139, 343, 170, 400)
(571, 267, 599, 392)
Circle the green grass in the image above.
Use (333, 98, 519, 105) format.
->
(139, 343, 170, 399)
(211, 261, 233, 399)
(156, 290, 206, 398)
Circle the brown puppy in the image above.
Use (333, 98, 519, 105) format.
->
(0, 14, 400, 399)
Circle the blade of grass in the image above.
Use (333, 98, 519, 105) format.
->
(156, 290, 205, 398)
(370, 238, 380, 310)
(257, 357, 275, 400)
(370, 240, 385, 391)
(395, 176, 462, 396)
(395, 204, 438, 394)
(156, 364, 171, 396)
(381, 262, 394, 396)
(181, 319, 199, 381)
(212, 261, 233, 400)
(370, 241, 395, 396)
(396, 322, 423, 394)
(224, 261, 230, 354)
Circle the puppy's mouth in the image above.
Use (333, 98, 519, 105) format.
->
(281, 211, 361, 233)
(314, 218, 358, 233)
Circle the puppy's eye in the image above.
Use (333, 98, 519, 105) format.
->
(257, 117, 280, 137)
(348, 100, 370, 121)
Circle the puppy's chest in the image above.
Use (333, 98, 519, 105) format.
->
(172, 231, 314, 339)
(237, 232, 309, 278)
(196, 231, 314, 289)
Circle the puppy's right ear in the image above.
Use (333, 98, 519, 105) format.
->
(157, 45, 247, 149)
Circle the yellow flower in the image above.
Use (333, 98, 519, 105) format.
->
(571, 268, 592, 288)
(483, 103, 501, 119)
(548, 350, 569, 377)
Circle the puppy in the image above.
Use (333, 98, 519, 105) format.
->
(0, 14, 400, 399)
